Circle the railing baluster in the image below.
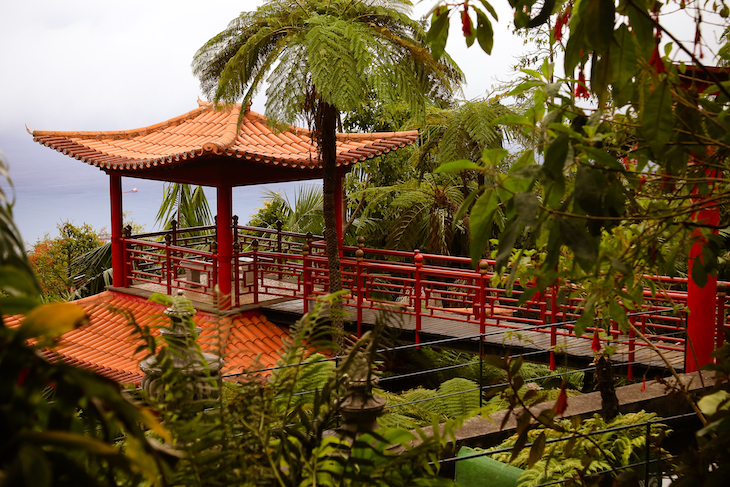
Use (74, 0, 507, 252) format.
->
(478, 261, 488, 337)
(356, 237, 365, 338)
(414, 250, 423, 347)
(165, 233, 172, 295)
(252, 239, 259, 305)
(716, 282, 727, 359)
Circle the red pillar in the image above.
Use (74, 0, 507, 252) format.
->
(110, 173, 124, 287)
(686, 205, 720, 372)
(216, 185, 233, 306)
(334, 169, 345, 247)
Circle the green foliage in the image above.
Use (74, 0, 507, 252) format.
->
(28, 222, 102, 301)
(248, 185, 324, 236)
(0, 149, 169, 486)
(193, 0, 462, 124)
(134, 293, 458, 486)
(672, 330, 730, 485)
(485, 411, 668, 487)
(155, 183, 212, 230)
(428, 0, 730, 340)
(435, 377, 481, 418)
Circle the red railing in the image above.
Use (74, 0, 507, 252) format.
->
(120, 225, 727, 373)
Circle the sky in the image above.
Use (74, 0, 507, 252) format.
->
(0, 0, 707, 247)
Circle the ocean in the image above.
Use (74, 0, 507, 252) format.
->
(0, 132, 314, 248)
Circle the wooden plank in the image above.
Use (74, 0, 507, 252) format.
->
(261, 299, 684, 371)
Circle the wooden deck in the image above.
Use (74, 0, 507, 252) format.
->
(261, 298, 685, 373)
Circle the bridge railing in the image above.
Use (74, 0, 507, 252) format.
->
(121, 225, 727, 374)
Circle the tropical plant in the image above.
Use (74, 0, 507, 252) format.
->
(132, 292, 459, 486)
(28, 222, 103, 301)
(427, 0, 730, 351)
(155, 183, 213, 230)
(192, 0, 463, 344)
(248, 185, 325, 236)
(0, 149, 170, 486)
(358, 172, 469, 255)
(486, 411, 668, 487)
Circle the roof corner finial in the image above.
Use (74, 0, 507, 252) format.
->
(197, 97, 207, 107)
(25, 124, 32, 135)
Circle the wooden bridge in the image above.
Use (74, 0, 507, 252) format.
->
(114, 224, 727, 378)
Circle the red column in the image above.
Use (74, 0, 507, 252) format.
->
(687, 205, 720, 372)
(110, 173, 124, 287)
(217, 185, 233, 306)
(334, 169, 345, 247)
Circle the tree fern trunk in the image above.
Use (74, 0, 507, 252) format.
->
(317, 100, 345, 348)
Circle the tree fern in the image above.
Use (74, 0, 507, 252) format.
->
(436, 377, 480, 419)
(481, 411, 669, 487)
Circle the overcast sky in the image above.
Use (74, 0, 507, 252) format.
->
(0, 0, 705, 245)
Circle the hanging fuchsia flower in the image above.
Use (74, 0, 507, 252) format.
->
(554, 381, 569, 415)
(553, 4, 572, 42)
(575, 68, 589, 99)
(641, 377, 647, 392)
(591, 328, 602, 352)
(461, 2, 472, 37)
(649, 43, 666, 74)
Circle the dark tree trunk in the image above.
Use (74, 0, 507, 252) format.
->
(595, 356, 619, 421)
(317, 100, 345, 348)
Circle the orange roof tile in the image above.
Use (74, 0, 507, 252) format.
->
(4, 291, 289, 386)
(31, 100, 419, 173)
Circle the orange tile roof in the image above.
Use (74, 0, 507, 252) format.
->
(4, 291, 289, 385)
(31, 101, 419, 172)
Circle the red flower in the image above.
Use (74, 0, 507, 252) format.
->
(554, 381, 569, 415)
(553, 5, 572, 42)
(649, 43, 666, 74)
(639, 175, 647, 191)
(575, 68, 589, 99)
(16, 367, 30, 387)
(591, 328, 601, 353)
(461, 4, 472, 37)
(641, 377, 647, 392)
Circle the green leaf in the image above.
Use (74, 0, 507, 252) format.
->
(626, 2, 655, 60)
(543, 133, 569, 181)
(582, 146, 624, 171)
(475, 10, 494, 54)
(575, 295, 597, 337)
(478, 0, 499, 21)
(483, 148, 508, 166)
(610, 24, 637, 107)
(641, 80, 674, 155)
(0, 296, 40, 315)
(19, 444, 52, 487)
(558, 219, 598, 270)
(435, 159, 483, 173)
(609, 299, 629, 333)
(17, 302, 89, 343)
(426, 9, 450, 59)
(591, 51, 612, 107)
(691, 254, 709, 288)
(698, 390, 730, 416)
(574, 166, 602, 215)
(528, 432, 547, 468)
(514, 192, 540, 226)
(470, 189, 499, 266)
(495, 217, 521, 272)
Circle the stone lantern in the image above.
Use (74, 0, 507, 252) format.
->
(139, 291, 223, 408)
(337, 353, 386, 437)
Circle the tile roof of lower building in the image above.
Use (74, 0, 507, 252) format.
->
(4, 291, 289, 385)
(31, 100, 419, 172)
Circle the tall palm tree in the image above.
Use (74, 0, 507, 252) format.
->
(193, 0, 462, 340)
